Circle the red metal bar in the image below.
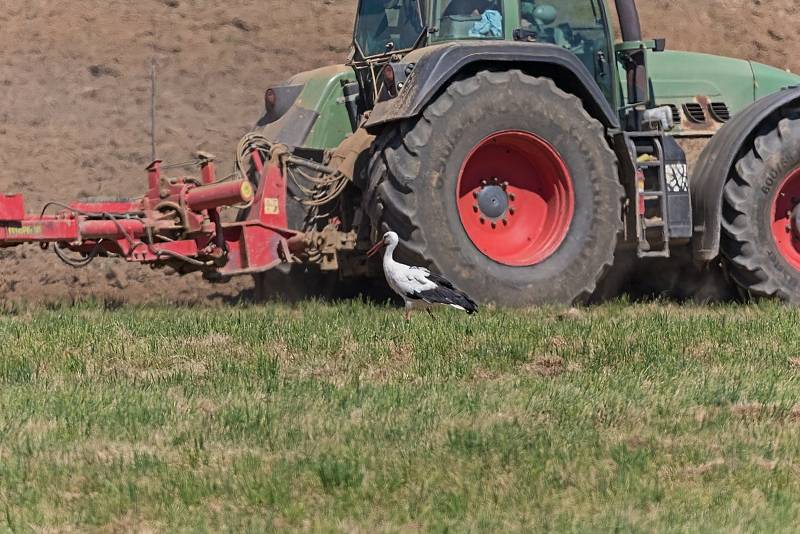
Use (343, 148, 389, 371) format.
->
(147, 161, 162, 192)
(200, 159, 216, 185)
(69, 201, 141, 214)
(185, 180, 253, 212)
(257, 162, 288, 228)
(123, 239, 202, 263)
(79, 219, 147, 240)
(0, 219, 79, 242)
(251, 148, 265, 175)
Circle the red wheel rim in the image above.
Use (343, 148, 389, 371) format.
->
(456, 131, 574, 267)
(771, 167, 800, 271)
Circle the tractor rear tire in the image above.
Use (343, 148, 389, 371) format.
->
(366, 70, 623, 307)
(721, 118, 800, 302)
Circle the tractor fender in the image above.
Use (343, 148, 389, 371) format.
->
(364, 41, 620, 131)
(692, 86, 800, 262)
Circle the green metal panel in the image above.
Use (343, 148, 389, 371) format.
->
(293, 65, 357, 150)
(639, 51, 800, 136)
(647, 51, 754, 112)
(265, 64, 357, 151)
(752, 61, 800, 100)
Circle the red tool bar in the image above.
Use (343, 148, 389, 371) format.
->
(185, 180, 254, 212)
(70, 200, 141, 214)
(79, 219, 147, 240)
(0, 219, 79, 243)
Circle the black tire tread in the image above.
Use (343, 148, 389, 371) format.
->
(721, 117, 800, 302)
(368, 70, 623, 305)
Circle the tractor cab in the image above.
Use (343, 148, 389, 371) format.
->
(353, 0, 427, 57)
(353, 0, 616, 107)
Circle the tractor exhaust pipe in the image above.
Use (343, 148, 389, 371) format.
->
(615, 0, 646, 129)
(615, 0, 642, 41)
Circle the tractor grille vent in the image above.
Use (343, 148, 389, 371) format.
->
(667, 104, 681, 124)
(709, 102, 731, 122)
(682, 103, 707, 123)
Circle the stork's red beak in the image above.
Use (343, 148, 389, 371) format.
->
(367, 240, 385, 258)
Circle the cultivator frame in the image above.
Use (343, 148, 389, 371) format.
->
(0, 146, 313, 279)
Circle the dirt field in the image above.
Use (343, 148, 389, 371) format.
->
(0, 0, 798, 303)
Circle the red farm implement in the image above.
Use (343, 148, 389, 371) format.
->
(0, 144, 321, 280)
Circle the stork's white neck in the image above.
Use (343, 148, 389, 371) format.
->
(383, 240, 400, 269)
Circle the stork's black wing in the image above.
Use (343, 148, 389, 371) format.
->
(424, 272, 457, 291)
(416, 286, 479, 315)
(403, 267, 478, 314)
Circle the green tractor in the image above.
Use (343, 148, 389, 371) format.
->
(255, 0, 800, 306)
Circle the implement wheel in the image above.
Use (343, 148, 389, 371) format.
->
(366, 70, 623, 306)
(722, 118, 800, 302)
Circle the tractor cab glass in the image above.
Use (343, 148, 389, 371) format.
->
(519, 0, 614, 100)
(433, 0, 505, 40)
(354, 0, 426, 57)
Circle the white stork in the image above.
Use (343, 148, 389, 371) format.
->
(368, 231, 478, 320)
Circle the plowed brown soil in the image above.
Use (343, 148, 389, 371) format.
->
(0, 0, 796, 303)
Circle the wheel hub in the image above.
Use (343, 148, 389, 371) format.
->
(476, 181, 509, 220)
(456, 130, 574, 267)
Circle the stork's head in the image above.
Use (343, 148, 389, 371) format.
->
(367, 231, 399, 257)
(383, 231, 399, 247)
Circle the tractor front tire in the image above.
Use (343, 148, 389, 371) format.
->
(366, 70, 623, 307)
(722, 118, 800, 302)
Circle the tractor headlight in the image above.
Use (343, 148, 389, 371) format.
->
(261, 84, 304, 125)
(379, 63, 412, 102)
(264, 88, 277, 113)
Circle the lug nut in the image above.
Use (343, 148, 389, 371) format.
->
(509, 193, 516, 201)
(473, 190, 478, 198)
(491, 221, 497, 229)
(479, 217, 485, 224)
(473, 205, 479, 213)
(481, 179, 488, 186)
(509, 207, 515, 215)
(502, 218, 508, 226)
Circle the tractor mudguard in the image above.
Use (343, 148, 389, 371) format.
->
(692, 86, 800, 262)
(364, 41, 620, 131)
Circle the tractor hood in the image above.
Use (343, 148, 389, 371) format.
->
(645, 50, 800, 136)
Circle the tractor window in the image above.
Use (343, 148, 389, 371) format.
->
(433, 0, 504, 41)
(355, 0, 426, 57)
(519, 0, 614, 100)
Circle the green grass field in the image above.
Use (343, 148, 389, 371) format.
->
(2, 301, 800, 531)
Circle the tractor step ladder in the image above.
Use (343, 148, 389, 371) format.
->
(628, 132, 670, 258)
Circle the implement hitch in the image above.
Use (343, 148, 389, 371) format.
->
(0, 149, 305, 278)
